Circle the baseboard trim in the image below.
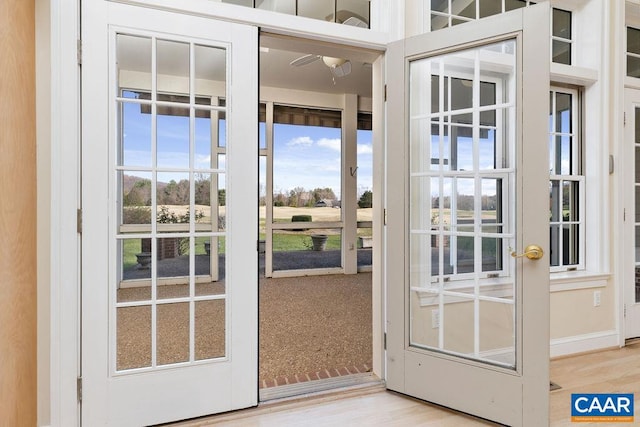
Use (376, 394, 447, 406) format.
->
(550, 330, 620, 358)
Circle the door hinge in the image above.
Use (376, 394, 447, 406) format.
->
(77, 39, 82, 65)
(77, 376, 82, 402)
(384, 84, 387, 102)
(384, 332, 387, 350)
(624, 304, 627, 318)
(383, 209, 387, 226)
(77, 208, 82, 234)
(624, 208, 626, 222)
(624, 112, 627, 126)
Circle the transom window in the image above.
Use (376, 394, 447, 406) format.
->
(552, 8, 572, 65)
(221, 0, 370, 28)
(428, 0, 536, 31)
(627, 27, 640, 78)
(549, 87, 584, 271)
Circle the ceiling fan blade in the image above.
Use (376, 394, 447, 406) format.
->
(289, 54, 321, 67)
(330, 60, 352, 78)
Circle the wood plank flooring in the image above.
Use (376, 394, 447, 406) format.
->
(167, 342, 640, 426)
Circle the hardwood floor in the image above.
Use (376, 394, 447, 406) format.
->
(167, 343, 640, 426)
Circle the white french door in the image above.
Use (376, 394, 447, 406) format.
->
(81, 2, 258, 425)
(625, 88, 640, 339)
(386, 5, 550, 426)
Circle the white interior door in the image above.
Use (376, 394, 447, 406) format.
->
(386, 5, 550, 426)
(625, 88, 640, 339)
(81, 2, 258, 425)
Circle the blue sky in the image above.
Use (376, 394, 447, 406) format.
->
(121, 103, 373, 200)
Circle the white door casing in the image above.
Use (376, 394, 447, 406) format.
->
(625, 88, 640, 339)
(82, 2, 258, 425)
(386, 5, 550, 427)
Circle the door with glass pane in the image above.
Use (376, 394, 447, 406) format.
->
(386, 5, 550, 426)
(81, 2, 258, 425)
(625, 89, 640, 339)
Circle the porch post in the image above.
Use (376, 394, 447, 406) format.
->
(0, 0, 38, 425)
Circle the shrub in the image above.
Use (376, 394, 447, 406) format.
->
(291, 215, 312, 222)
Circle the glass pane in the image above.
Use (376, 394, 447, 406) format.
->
(628, 27, 640, 55)
(552, 40, 571, 65)
(431, 0, 449, 13)
(635, 147, 640, 183)
(555, 92, 572, 133)
(452, 0, 476, 19)
(431, 14, 449, 31)
(117, 305, 151, 370)
(410, 234, 438, 283)
(628, 56, 640, 79)
(555, 135, 572, 175)
(450, 77, 473, 111)
(336, 0, 370, 26)
(195, 299, 226, 360)
(196, 238, 226, 297)
(120, 171, 152, 230)
(636, 227, 640, 263)
(272, 229, 342, 271)
(157, 40, 190, 97)
(119, 101, 152, 168)
(156, 237, 191, 299)
(479, 128, 496, 169)
(552, 9, 571, 40)
(482, 237, 503, 272)
(455, 178, 475, 230)
(455, 236, 475, 274)
(479, 0, 502, 18)
(194, 173, 214, 231)
(505, 0, 527, 11)
(297, 0, 334, 21)
(157, 302, 190, 365)
(222, 0, 252, 6)
(259, 105, 267, 149)
(256, 0, 296, 14)
(157, 107, 190, 169)
(194, 44, 226, 98)
(635, 186, 640, 222)
(119, 238, 152, 292)
(195, 110, 213, 170)
(563, 224, 579, 265)
(550, 224, 560, 266)
(482, 178, 501, 232)
(480, 81, 496, 107)
(550, 180, 560, 222)
(156, 172, 191, 233)
(562, 180, 579, 222)
(452, 126, 473, 171)
(117, 34, 152, 94)
(479, 300, 515, 365)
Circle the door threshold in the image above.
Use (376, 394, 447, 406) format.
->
(260, 372, 382, 402)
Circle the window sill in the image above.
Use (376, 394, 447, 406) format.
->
(550, 63, 598, 87)
(550, 270, 610, 292)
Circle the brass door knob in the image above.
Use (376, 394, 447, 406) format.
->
(510, 244, 544, 260)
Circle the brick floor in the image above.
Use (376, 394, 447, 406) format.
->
(259, 362, 372, 389)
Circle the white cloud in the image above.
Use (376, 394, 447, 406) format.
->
(287, 136, 313, 148)
(317, 138, 341, 152)
(357, 144, 373, 155)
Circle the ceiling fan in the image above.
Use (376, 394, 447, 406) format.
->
(288, 16, 367, 80)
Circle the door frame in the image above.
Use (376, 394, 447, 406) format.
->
(624, 87, 640, 340)
(385, 5, 550, 426)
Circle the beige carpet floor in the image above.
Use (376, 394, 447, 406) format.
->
(116, 273, 373, 382)
(259, 272, 372, 381)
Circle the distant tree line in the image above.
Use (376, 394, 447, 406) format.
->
(123, 174, 225, 206)
(273, 187, 337, 207)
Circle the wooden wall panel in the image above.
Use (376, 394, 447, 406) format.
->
(0, 1, 37, 425)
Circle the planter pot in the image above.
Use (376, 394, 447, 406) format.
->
(311, 234, 328, 251)
(135, 252, 152, 269)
